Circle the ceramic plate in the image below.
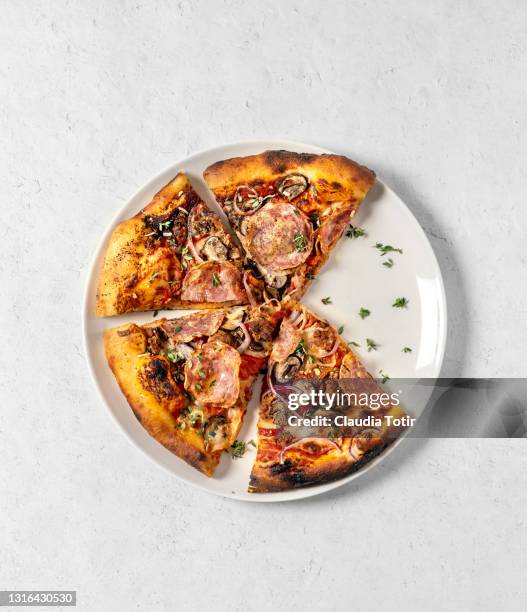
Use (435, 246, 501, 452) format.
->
(83, 140, 447, 502)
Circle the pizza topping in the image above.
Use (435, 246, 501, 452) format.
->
(180, 261, 246, 303)
(339, 351, 370, 379)
(204, 416, 230, 452)
(279, 437, 340, 464)
(317, 203, 354, 253)
(303, 325, 337, 358)
(273, 354, 303, 384)
(184, 340, 241, 407)
(185, 234, 204, 264)
(200, 236, 228, 261)
(277, 174, 309, 200)
(270, 317, 303, 363)
(232, 321, 251, 354)
(242, 270, 257, 306)
(262, 270, 287, 289)
(244, 203, 314, 271)
(162, 310, 225, 343)
(349, 428, 382, 459)
(232, 185, 275, 216)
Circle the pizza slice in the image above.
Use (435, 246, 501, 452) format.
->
(96, 172, 247, 317)
(104, 302, 283, 476)
(203, 151, 375, 303)
(248, 300, 407, 492)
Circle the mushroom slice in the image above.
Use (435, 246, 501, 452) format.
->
(172, 343, 194, 361)
(263, 270, 288, 289)
(273, 354, 303, 384)
(277, 174, 309, 200)
(221, 306, 245, 331)
(204, 416, 230, 452)
(200, 236, 228, 261)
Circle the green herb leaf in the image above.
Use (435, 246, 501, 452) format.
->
(348, 340, 360, 347)
(295, 338, 306, 355)
(359, 307, 370, 319)
(374, 243, 403, 256)
(382, 258, 394, 268)
(181, 246, 193, 261)
(150, 272, 160, 281)
(212, 272, 222, 287)
(366, 338, 378, 352)
(379, 370, 390, 383)
(174, 325, 182, 332)
(338, 325, 344, 335)
(402, 346, 413, 353)
(293, 233, 308, 252)
(392, 297, 409, 309)
(228, 440, 248, 459)
(321, 296, 332, 305)
(307, 354, 316, 363)
(346, 225, 366, 239)
(306, 273, 316, 280)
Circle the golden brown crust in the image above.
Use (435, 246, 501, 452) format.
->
(204, 150, 375, 203)
(104, 322, 220, 476)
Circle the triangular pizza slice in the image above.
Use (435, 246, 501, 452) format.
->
(203, 151, 375, 304)
(248, 300, 407, 493)
(97, 172, 247, 316)
(104, 302, 283, 476)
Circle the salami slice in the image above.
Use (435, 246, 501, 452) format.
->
(184, 341, 241, 407)
(244, 203, 313, 271)
(180, 261, 246, 303)
(317, 203, 354, 253)
(161, 311, 225, 343)
(270, 317, 302, 363)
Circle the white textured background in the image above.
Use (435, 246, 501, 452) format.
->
(1, 1, 527, 610)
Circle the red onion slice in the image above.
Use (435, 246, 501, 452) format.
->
(235, 321, 251, 354)
(317, 337, 341, 359)
(186, 235, 203, 264)
(242, 271, 257, 306)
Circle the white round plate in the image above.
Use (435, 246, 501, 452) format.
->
(83, 140, 447, 502)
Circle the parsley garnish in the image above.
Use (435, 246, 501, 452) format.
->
(150, 272, 160, 281)
(338, 325, 344, 335)
(166, 351, 180, 363)
(392, 297, 409, 309)
(194, 383, 203, 391)
(379, 370, 390, 383)
(306, 273, 316, 280)
(366, 338, 378, 352)
(212, 272, 222, 287)
(159, 220, 172, 231)
(227, 440, 249, 458)
(359, 307, 370, 319)
(181, 247, 193, 261)
(346, 225, 366, 239)
(293, 233, 308, 252)
(374, 243, 403, 256)
(382, 258, 394, 268)
(402, 346, 412, 353)
(348, 340, 360, 347)
(321, 297, 332, 305)
(307, 354, 316, 364)
(295, 338, 306, 355)
(174, 325, 182, 332)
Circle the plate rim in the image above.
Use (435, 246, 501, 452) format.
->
(82, 138, 447, 503)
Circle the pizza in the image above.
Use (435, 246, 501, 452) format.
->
(104, 302, 283, 476)
(248, 300, 407, 493)
(96, 171, 247, 316)
(203, 151, 375, 304)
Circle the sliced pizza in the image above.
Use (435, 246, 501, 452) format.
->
(203, 151, 375, 304)
(248, 300, 407, 492)
(97, 172, 247, 316)
(104, 302, 283, 476)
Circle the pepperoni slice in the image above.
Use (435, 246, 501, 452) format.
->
(180, 261, 246, 303)
(184, 341, 241, 407)
(244, 203, 314, 271)
(317, 203, 354, 253)
(161, 311, 225, 343)
(270, 318, 302, 363)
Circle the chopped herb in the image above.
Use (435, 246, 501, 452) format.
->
(209, 379, 216, 388)
(168, 238, 177, 248)
(181, 247, 193, 261)
(158, 221, 172, 231)
(196, 352, 203, 362)
(150, 272, 160, 281)
(382, 258, 394, 268)
(295, 338, 306, 355)
(374, 242, 403, 256)
(293, 232, 308, 252)
(321, 297, 332, 305)
(379, 370, 390, 383)
(169, 279, 179, 286)
(402, 346, 413, 353)
(174, 325, 182, 332)
(177, 421, 186, 431)
(306, 272, 316, 280)
(346, 225, 366, 239)
(248, 439, 256, 448)
(312, 186, 318, 197)
(189, 410, 202, 424)
(198, 369, 206, 379)
(392, 297, 409, 309)
(366, 338, 378, 352)
(227, 440, 249, 459)
(348, 340, 360, 347)
(194, 383, 203, 391)
(153, 310, 159, 317)
(359, 307, 370, 319)
(212, 272, 222, 287)
(166, 351, 180, 363)
(338, 325, 344, 335)
(307, 354, 316, 364)
(207, 430, 216, 437)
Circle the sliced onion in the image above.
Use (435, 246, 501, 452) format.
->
(186, 235, 203, 263)
(317, 337, 341, 359)
(233, 185, 259, 216)
(235, 321, 251, 354)
(288, 308, 306, 331)
(242, 271, 257, 306)
(279, 437, 340, 464)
